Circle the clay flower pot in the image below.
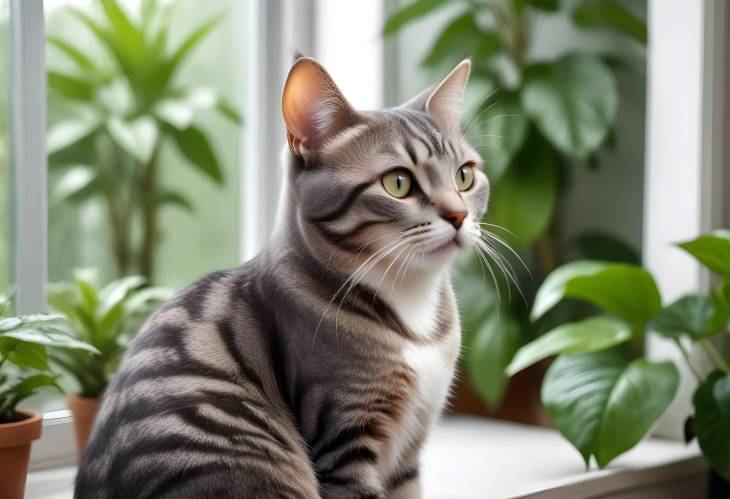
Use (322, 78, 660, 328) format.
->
(67, 394, 100, 455)
(0, 410, 43, 499)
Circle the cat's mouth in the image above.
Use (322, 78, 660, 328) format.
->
(426, 235, 462, 256)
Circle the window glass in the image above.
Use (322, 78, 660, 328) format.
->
(0, 1, 10, 294)
(45, 0, 247, 290)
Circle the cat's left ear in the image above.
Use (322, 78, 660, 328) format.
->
(403, 59, 471, 134)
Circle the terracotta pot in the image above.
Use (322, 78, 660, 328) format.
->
(449, 360, 552, 427)
(67, 394, 100, 455)
(0, 410, 43, 499)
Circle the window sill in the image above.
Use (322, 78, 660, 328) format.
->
(25, 416, 706, 499)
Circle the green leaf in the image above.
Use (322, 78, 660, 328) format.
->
(679, 230, 730, 278)
(52, 165, 99, 204)
(2, 327, 99, 353)
(573, 0, 647, 45)
(216, 99, 243, 126)
(525, 0, 560, 12)
(532, 261, 608, 321)
(158, 14, 223, 89)
(506, 316, 631, 376)
(3, 340, 48, 371)
(99, 275, 146, 318)
(421, 13, 500, 68)
(694, 371, 730, 480)
(7, 374, 61, 403)
(521, 53, 618, 160)
(47, 71, 95, 102)
(648, 295, 720, 340)
(474, 94, 528, 181)
(465, 310, 522, 409)
(383, 0, 448, 36)
(168, 125, 224, 184)
(486, 136, 558, 249)
(46, 37, 100, 74)
(576, 231, 641, 265)
(46, 117, 101, 155)
(543, 351, 678, 467)
(566, 265, 662, 327)
(155, 190, 195, 213)
(107, 116, 160, 165)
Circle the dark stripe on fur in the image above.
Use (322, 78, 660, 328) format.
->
(309, 180, 375, 223)
(386, 467, 419, 490)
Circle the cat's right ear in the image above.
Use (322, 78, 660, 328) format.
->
(282, 57, 357, 158)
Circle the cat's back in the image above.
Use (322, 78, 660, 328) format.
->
(75, 260, 318, 498)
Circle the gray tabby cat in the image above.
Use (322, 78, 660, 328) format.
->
(75, 56, 489, 499)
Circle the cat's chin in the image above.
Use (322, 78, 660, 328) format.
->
(418, 236, 465, 267)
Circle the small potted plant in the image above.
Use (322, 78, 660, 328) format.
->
(48, 271, 172, 454)
(506, 230, 730, 497)
(0, 294, 97, 499)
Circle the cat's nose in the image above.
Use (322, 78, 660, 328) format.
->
(441, 209, 467, 229)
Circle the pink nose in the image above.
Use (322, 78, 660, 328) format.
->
(441, 210, 467, 229)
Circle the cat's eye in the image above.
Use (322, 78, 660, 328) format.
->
(455, 164, 475, 191)
(382, 168, 413, 198)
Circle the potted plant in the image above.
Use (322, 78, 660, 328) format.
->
(506, 230, 730, 497)
(0, 294, 97, 499)
(48, 271, 172, 454)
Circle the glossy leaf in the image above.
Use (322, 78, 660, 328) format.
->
(543, 351, 678, 467)
(531, 260, 608, 321)
(648, 295, 720, 340)
(465, 310, 522, 409)
(3, 340, 49, 371)
(475, 94, 528, 181)
(521, 53, 618, 160)
(694, 371, 730, 480)
(2, 326, 100, 353)
(169, 125, 224, 184)
(487, 138, 558, 249)
(506, 316, 631, 376)
(99, 275, 146, 318)
(679, 230, 730, 278)
(573, 0, 647, 45)
(383, 0, 448, 35)
(422, 13, 500, 68)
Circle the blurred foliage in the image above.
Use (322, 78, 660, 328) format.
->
(47, 270, 172, 398)
(46, 0, 241, 283)
(0, 291, 97, 423)
(386, 0, 646, 408)
(509, 230, 730, 476)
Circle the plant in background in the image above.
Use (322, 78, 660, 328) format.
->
(48, 271, 172, 398)
(385, 0, 646, 408)
(506, 230, 730, 480)
(0, 298, 97, 423)
(46, 0, 242, 282)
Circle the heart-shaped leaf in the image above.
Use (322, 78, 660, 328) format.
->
(648, 294, 721, 340)
(543, 351, 679, 468)
(679, 230, 730, 278)
(531, 260, 608, 321)
(521, 53, 618, 160)
(573, 0, 647, 45)
(506, 316, 631, 376)
(694, 371, 730, 480)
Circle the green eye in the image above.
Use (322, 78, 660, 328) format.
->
(455, 164, 475, 191)
(382, 168, 413, 198)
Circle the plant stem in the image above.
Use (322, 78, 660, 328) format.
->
(701, 339, 730, 373)
(536, 233, 558, 277)
(673, 337, 703, 383)
(139, 144, 162, 284)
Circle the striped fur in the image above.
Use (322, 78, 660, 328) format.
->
(76, 58, 488, 499)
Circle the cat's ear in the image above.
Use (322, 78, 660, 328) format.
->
(282, 57, 357, 157)
(402, 60, 471, 133)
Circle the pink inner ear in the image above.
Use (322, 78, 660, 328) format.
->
(425, 60, 471, 132)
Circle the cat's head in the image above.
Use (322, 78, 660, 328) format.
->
(281, 57, 488, 277)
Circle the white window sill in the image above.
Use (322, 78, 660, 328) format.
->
(25, 416, 705, 499)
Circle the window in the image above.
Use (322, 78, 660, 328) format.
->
(0, 0, 10, 293)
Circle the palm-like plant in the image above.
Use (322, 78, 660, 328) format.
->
(47, 0, 241, 282)
(47, 271, 172, 398)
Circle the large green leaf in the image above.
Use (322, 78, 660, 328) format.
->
(506, 316, 631, 376)
(1, 339, 48, 371)
(573, 0, 647, 45)
(47, 71, 95, 102)
(694, 371, 730, 480)
(566, 265, 661, 327)
(465, 310, 522, 409)
(46, 37, 101, 75)
(531, 260, 608, 321)
(383, 0, 448, 35)
(679, 230, 730, 278)
(648, 294, 722, 340)
(99, 275, 146, 318)
(107, 116, 159, 165)
(169, 125, 223, 184)
(543, 351, 678, 467)
(575, 231, 641, 265)
(421, 13, 500, 69)
(487, 137, 558, 249)
(521, 53, 618, 160)
(474, 94, 528, 181)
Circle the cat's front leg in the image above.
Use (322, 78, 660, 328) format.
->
(317, 451, 386, 499)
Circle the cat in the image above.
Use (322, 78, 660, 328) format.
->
(75, 56, 489, 499)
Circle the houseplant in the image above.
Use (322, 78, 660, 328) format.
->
(0, 298, 97, 498)
(385, 0, 647, 414)
(48, 271, 172, 453)
(46, 0, 241, 282)
(506, 229, 730, 495)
